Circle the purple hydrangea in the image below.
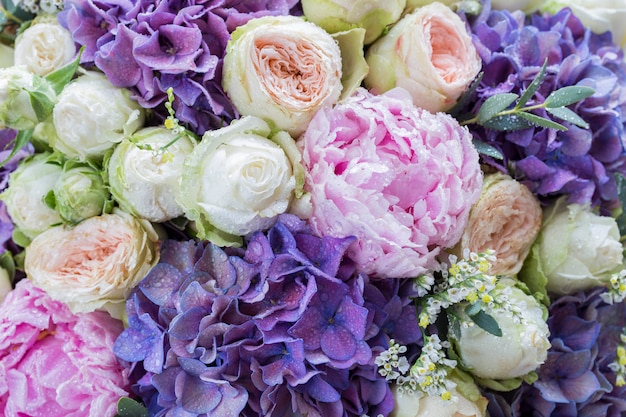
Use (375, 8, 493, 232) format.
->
(57, 0, 301, 134)
(114, 214, 420, 417)
(462, 5, 626, 214)
(484, 287, 626, 417)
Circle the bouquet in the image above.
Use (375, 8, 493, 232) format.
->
(0, 0, 625, 416)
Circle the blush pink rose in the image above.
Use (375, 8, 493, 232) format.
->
(24, 209, 159, 315)
(364, 2, 482, 112)
(0, 279, 129, 417)
(299, 87, 483, 278)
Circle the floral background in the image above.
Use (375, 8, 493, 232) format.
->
(0, 0, 625, 416)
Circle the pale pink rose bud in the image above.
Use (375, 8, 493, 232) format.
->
(458, 173, 543, 276)
(364, 2, 482, 113)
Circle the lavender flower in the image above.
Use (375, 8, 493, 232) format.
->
(462, 5, 626, 214)
(114, 215, 420, 417)
(57, 0, 301, 134)
(484, 287, 626, 417)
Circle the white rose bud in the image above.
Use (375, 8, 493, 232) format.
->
(302, 0, 406, 45)
(0, 65, 56, 130)
(108, 127, 196, 222)
(0, 153, 63, 241)
(178, 116, 296, 244)
(532, 199, 623, 295)
(450, 280, 550, 381)
(51, 72, 145, 161)
(14, 18, 76, 76)
(222, 15, 343, 138)
(364, 2, 482, 112)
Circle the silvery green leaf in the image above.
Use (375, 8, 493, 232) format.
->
(468, 310, 503, 337)
(516, 59, 547, 109)
(477, 93, 518, 124)
(29, 90, 55, 121)
(615, 173, 626, 238)
(448, 72, 483, 118)
(464, 302, 482, 316)
(115, 397, 148, 417)
(45, 46, 83, 95)
(472, 139, 504, 160)
(482, 114, 532, 131)
(544, 86, 595, 108)
(546, 107, 589, 129)
(517, 111, 567, 131)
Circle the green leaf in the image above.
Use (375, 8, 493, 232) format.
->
(544, 86, 595, 108)
(464, 302, 481, 316)
(115, 397, 149, 417)
(546, 107, 589, 129)
(43, 189, 56, 210)
(472, 139, 503, 160)
(517, 111, 567, 131)
(29, 90, 55, 121)
(476, 93, 518, 124)
(468, 309, 502, 337)
(45, 46, 84, 95)
(482, 114, 532, 131)
(447, 72, 483, 118)
(615, 173, 626, 238)
(516, 59, 547, 109)
(0, 128, 32, 168)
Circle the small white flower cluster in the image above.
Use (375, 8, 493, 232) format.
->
(416, 249, 526, 328)
(608, 332, 626, 387)
(376, 336, 458, 401)
(16, 0, 63, 15)
(600, 269, 626, 305)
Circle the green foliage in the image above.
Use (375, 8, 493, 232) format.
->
(115, 397, 149, 417)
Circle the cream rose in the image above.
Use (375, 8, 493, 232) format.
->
(178, 116, 297, 245)
(108, 127, 196, 222)
(364, 2, 482, 112)
(1, 153, 62, 242)
(14, 18, 76, 76)
(391, 383, 487, 417)
(450, 279, 550, 381)
(458, 173, 542, 276)
(51, 72, 145, 161)
(222, 15, 343, 137)
(527, 198, 624, 295)
(24, 210, 159, 315)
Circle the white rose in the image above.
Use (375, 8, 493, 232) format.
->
(14, 19, 76, 76)
(0, 65, 56, 130)
(0, 43, 14, 68)
(108, 127, 196, 222)
(0, 153, 63, 242)
(533, 198, 623, 295)
(491, 0, 542, 12)
(51, 72, 145, 161)
(24, 209, 159, 315)
(178, 116, 296, 244)
(391, 385, 487, 417)
(222, 15, 343, 137)
(451, 280, 550, 380)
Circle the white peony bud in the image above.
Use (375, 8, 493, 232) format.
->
(14, 18, 76, 76)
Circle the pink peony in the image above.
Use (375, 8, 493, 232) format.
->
(0, 279, 130, 417)
(299, 87, 483, 278)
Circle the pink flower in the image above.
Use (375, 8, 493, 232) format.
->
(0, 279, 130, 417)
(299, 88, 482, 278)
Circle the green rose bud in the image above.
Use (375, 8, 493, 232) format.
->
(53, 162, 111, 224)
(302, 0, 406, 45)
